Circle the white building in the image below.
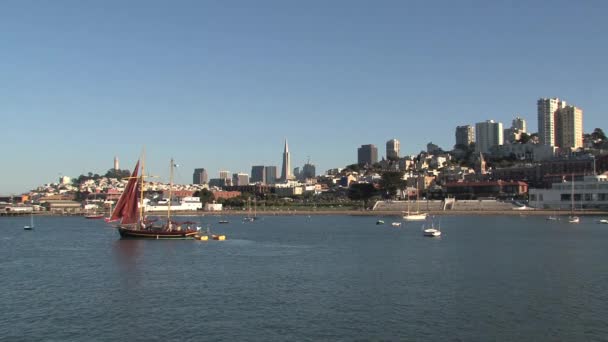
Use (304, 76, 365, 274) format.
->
(529, 174, 608, 210)
(475, 120, 503, 154)
(557, 105, 583, 150)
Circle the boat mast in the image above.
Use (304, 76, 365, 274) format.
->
(168, 158, 174, 223)
(139, 149, 146, 226)
(571, 173, 574, 215)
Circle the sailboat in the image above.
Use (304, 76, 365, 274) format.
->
(23, 212, 34, 230)
(568, 174, 580, 224)
(107, 155, 198, 239)
(243, 197, 256, 222)
(422, 216, 441, 237)
(403, 183, 427, 221)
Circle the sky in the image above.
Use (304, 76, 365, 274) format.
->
(1, 0, 607, 194)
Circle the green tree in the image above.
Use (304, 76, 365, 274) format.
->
(379, 171, 406, 199)
(347, 183, 377, 208)
(195, 189, 215, 205)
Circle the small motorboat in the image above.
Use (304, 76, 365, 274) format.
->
(376, 220, 385, 225)
(391, 222, 402, 227)
(218, 220, 229, 224)
(546, 216, 559, 221)
(597, 219, 608, 224)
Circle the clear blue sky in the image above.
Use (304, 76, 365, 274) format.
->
(1, 0, 607, 194)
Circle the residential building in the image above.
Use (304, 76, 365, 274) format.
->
(386, 139, 400, 160)
(357, 144, 378, 165)
(193, 168, 208, 184)
(538, 97, 567, 146)
(427, 142, 441, 154)
(232, 173, 249, 186)
(455, 125, 475, 147)
(512, 116, 527, 132)
(475, 120, 504, 154)
(556, 105, 583, 149)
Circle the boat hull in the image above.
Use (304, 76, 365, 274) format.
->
(403, 214, 427, 221)
(117, 227, 198, 239)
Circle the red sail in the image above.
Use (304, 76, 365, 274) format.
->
(109, 161, 140, 224)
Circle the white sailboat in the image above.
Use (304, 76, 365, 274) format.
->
(568, 174, 580, 224)
(403, 184, 427, 221)
(23, 212, 34, 230)
(422, 217, 441, 237)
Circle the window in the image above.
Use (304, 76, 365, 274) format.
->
(584, 193, 592, 201)
(530, 194, 537, 201)
(561, 194, 571, 201)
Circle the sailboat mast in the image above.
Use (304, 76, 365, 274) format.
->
(571, 174, 575, 214)
(168, 158, 174, 222)
(139, 149, 146, 225)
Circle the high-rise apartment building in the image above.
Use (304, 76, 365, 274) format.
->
(280, 139, 292, 182)
(455, 125, 475, 147)
(251, 165, 266, 184)
(193, 168, 208, 184)
(357, 144, 378, 165)
(386, 139, 400, 160)
(219, 170, 231, 186)
(557, 105, 583, 149)
(265, 166, 277, 184)
(538, 97, 584, 149)
(538, 98, 566, 146)
(475, 120, 503, 154)
(512, 116, 527, 133)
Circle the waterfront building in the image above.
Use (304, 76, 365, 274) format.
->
(265, 166, 277, 184)
(455, 125, 475, 147)
(280, 139, 292, 182)
(475, 120, 504, 154)
(357, 144, 378, 165)
(251, 165, 266, 184)
(445, 180, 528, 199)
(556, 105, 583, 150)
(193, 168, 208, 184)
(529, 174, 608, 210)
(386, 139, 400, 160)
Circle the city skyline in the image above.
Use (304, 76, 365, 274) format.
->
(2, 1, 608, 193)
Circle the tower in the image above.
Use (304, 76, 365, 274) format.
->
(113, 156, 119, 171)
(537, 98, 566, 146)
(475, 120, 503, 154)
(280, 139, 292, 182)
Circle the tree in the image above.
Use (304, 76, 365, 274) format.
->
(591, 128, 607, 141)
(379, 171, 407, 199)
(347, 183, 377, 208)
(196, 189, 215, 205)
(517, 132, 531, 144)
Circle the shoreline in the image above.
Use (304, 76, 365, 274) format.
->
(4, 209, 607, 217)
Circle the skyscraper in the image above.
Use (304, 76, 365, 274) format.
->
(357, 144, 378, 165)
(193, 168, 208, 184)
(265, 166, 277, 184)
(280, 139, 292, 182)
(538, 98, 566, 146)
(251, 165, 266, 184)
(233, 173, 249, 186)
(557, 105, 583, 149)
(475, 120, 503, 154)
(302, 162, 316, 179)
(386, 139, 400, 160)
(455, 125, 475, 147)
(219, 170, 231, 186)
